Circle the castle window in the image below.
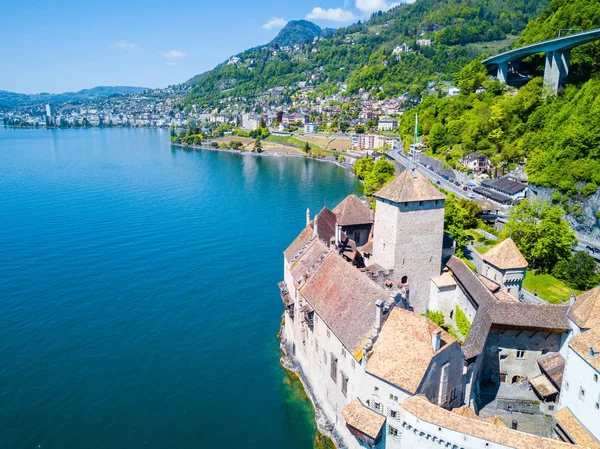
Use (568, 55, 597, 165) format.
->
(401, 275, 408, 284)
(516, 350, 525, 359)
(351, 359, 355, 370)
(326, 329, 330, 338)
(341, 372, 348, 397)
(374, 386, 379, 392)
(579, 387, 585, 400)
(342, 348, 346, 358)
(389, 394, 398, 401)
(450, 310, 454, 319)
(330, 354, 338, 383)
(389, 426, 399, 437)
(594, 374, 598, 382)
(595, 403, 599, 410)
(419, 201, 423, 206)
(565, 381, 569, 391)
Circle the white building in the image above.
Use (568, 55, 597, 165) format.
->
(304, 123, 318, 134)
(378, 117, 398, 132)
(242, 113, 261, 131)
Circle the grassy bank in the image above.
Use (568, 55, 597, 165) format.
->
(523, 270, 580, 304)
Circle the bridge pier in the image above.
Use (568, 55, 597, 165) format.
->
(543, 49, 570, 95)
(497, 62, 508, 84)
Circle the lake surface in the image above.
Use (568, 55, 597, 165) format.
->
(0, 127, 361, 449)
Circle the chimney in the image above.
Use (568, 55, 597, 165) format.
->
(432, 330, 441, 352)
(569, 292, 577, 307)
(306, 208, 311, 227)
(361, 341, 373, 366)
(313, 213, 319, 238)
(374, 300, 384, 333)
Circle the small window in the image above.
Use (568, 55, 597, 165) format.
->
(351, 359, 355, 370)
(594, 374, 599, 383)
(341, 348, 346, 358)
(323, 350, 327, 365)
(330, 354, 338, 383)
(579, 387, 585, 400)
(565, 381, 569, 391)
(326, 329, 330, 338)
(374, 386, 379, 392)
(450, 310, 454, 319)
(372, 401, 382, 412)
(595, 403, 599, 410)
(401, 275, 408, 284)
(516, 350, 525, 359)
(500, 354, 508, 360)
(389, 394, 398, 401)
(389, 409, 398, 418)
(388, 426, 399, 437)
(341, 373, 348, 397)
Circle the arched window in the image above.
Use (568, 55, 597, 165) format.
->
(401, 276, 408, 284)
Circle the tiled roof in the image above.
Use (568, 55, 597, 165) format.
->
(284, 225, 314, 264)
(482, 176, 527, 195)
(554, 407, 600, 449)
(446, 256, 496, 308)
(494, 290, 519, 302)
(569, 287, 600, 330)
(483, 416, 507, 427)
(447, 257, 569, 359)
(569, 327, 600, 372)
(301, 252, 389, 357)
(366, 308, 457, 394)
(402, 396, 578, 449)
(289, 239, 330, 286)
(332, 194, 373, 226)
(482, 238, 528, 270)
(452, 406, 478, 419)
(341, 399, 386, 440)
(479, 275, 501, 293)
(530, 374, 558, 397)
(538, 353, 565, 388)
(432, 272, 457, 289)
(313, 207, 337, 243)
(375, 169, 446, 204)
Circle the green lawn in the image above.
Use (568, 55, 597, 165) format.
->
(474, 244, 495, 254)
(522, 270, 581, 304)
(266, 135, 323, 151)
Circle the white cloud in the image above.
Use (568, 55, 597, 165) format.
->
(166, 61, 178, 66)
(306, 7, 355, 22)
(355, 0, 400, 12)
(164, 50, 187, 60)
(262, 17, 287, 30)
(115, 40, 137, 50)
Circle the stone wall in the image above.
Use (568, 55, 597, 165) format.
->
(372, 198, 445, 314)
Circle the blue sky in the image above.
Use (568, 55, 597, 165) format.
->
(1, 0, 405, 94)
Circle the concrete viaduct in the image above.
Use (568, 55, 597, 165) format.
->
(482, 28, 600, 94)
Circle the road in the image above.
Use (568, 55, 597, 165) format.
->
(386, 148, 600, 262)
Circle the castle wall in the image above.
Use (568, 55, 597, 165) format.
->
(480, 328, 563, 388)
(372, 198, 445, 314)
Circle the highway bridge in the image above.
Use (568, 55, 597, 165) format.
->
(482, 28, 600, 94)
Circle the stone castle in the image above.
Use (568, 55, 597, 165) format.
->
(280, 168, 600, 449)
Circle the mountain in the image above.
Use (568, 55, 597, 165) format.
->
(184, 0, 549, 108)
(270, 20, 333, 47)
(0, 86, 147, 107)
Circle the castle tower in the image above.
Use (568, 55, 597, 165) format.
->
(370, 169, 446, 313)
(480, 238, 528, 299)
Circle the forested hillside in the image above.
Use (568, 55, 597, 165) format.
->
(399, 0, 600, 195)
(184, 0, 548, 108)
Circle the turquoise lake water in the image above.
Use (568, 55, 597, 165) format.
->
(0, 127, 361, 449)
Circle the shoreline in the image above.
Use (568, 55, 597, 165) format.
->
(171, 142, 357, 175)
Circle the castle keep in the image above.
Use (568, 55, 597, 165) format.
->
(280, 169, 600, 449)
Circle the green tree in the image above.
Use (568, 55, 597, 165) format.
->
(552, 251, 600, 290)
(254, 138, 263, 153)
(454, 60, 487, 94)
(303, 142, 311, 153)
(444, 196, 472, 257)
(429, 122, 446, 153)
(503, 200, 576, 272)
(354, 156, 374, 179)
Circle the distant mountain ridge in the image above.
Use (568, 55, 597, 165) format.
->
(0, 86, 147, 107)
